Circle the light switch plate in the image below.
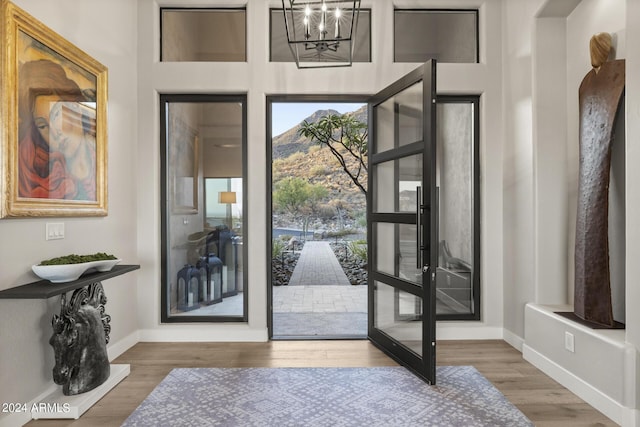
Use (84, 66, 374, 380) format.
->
(564, 331, 575, 353)
(46, 223, 65, 240)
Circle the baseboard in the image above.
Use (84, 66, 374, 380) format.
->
(0, 367, 131, 425)
(138, 327, 269, 342)
(0, 384, 57, 427)
(0, 332, 138, 427)
(107, 330, 140, 361)
(523, 343, 624, 425)
(502, 328, 524, 352)
(31, 364, 129, 420)
(621, 408, 640, 427)
(436, 325, 503, 340)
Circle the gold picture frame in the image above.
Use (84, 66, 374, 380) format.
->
(0, 0, 108, 217)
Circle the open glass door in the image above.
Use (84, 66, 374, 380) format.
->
(367, 61, 437, 384)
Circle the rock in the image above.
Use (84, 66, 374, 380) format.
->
(271, 251, 301, 286)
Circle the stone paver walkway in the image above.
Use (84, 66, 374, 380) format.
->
(288, 241, 350, 286)
(273, 285, 367, 313)
(272, 241, 367, 337)
(272, 285, 367, 337)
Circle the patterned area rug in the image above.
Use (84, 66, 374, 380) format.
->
(122, 366, 533, 427)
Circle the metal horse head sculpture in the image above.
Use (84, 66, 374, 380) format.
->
(50, 283, 111, 395)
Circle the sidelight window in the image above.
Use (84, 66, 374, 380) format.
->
(160, 94, 247, 322)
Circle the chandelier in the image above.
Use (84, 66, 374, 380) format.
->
(281, 0, 361, 69)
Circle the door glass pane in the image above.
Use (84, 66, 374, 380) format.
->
(161, 9, 246, 62)
(373, 81, 422, 154)
(374, 281, 422, 356)
(436, 102, 474, 315)
(270, 9, 371, 62)
(373, 154, 422, 213)
(162, 97, 246, 322)
(394, 10, 478, 63)
(374, 223, 421, 284)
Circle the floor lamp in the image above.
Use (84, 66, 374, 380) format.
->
(218, 191, 236, 229)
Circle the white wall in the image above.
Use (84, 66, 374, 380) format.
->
(0, 0, 139, 425)
(626, 0, 640, 353)
(625, 0, 640, 420)
(136, 0, 505, 341)
(501, 0, 545, 343)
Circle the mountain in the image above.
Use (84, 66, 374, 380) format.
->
(271, 106, 368, 230)
(272, 106, 368, 159)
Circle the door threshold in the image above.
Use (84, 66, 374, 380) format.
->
(270, 335, 367, 341)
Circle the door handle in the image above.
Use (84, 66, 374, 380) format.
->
(416, 186, 423, 270)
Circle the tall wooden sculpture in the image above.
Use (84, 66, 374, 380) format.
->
(574, 33, 625, 327)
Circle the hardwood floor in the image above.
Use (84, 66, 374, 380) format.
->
(26, 340, 616, 426)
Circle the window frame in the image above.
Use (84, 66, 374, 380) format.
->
(160, 93, 249, 323)
(434, 94, 481, 322)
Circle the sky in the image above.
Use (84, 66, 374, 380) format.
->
(271, 102, 365, 137)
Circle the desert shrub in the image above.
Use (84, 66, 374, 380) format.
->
(327, 229, 356, 238)
(273, 177, 312, 214)
(272, 158, 285, 172)
(308, 183, 328, 201)
(310, 165, 329, 176)
(348, 241, 368, 262)
(355, 211, 367, 229)
(273, 177, 328, 215)
(286, 151, 305, 163)
(316, 204, 335, 219)
(272, 239, 285, 258)
(272, 159, 286, 181)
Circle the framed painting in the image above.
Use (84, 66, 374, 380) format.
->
(0, 0, 108, 217)
(169, 115, 199, 214)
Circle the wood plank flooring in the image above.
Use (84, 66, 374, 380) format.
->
(26, 340, 617, 426)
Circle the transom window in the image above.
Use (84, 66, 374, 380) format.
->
(394, 9, 478, 63)
(269, 8, 371, 62)
(160, 8, 247, 62)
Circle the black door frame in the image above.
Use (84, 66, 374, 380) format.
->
(367, 61, 438, 384)
(266, 94, 370, 339)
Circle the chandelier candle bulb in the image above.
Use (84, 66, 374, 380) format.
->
(304, 5, 311, 39)
(335, 8, 341, 38)
(320, 2, 327, 39)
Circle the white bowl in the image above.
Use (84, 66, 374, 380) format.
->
(92, 259, 122, 272)
(32, 259, 121, 283)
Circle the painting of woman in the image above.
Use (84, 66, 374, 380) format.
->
(1, 2, 107, 217)
(18, 59, 97, 201)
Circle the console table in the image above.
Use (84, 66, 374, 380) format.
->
(0, 264, 139, 299)
(0, 264, 139, 420)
